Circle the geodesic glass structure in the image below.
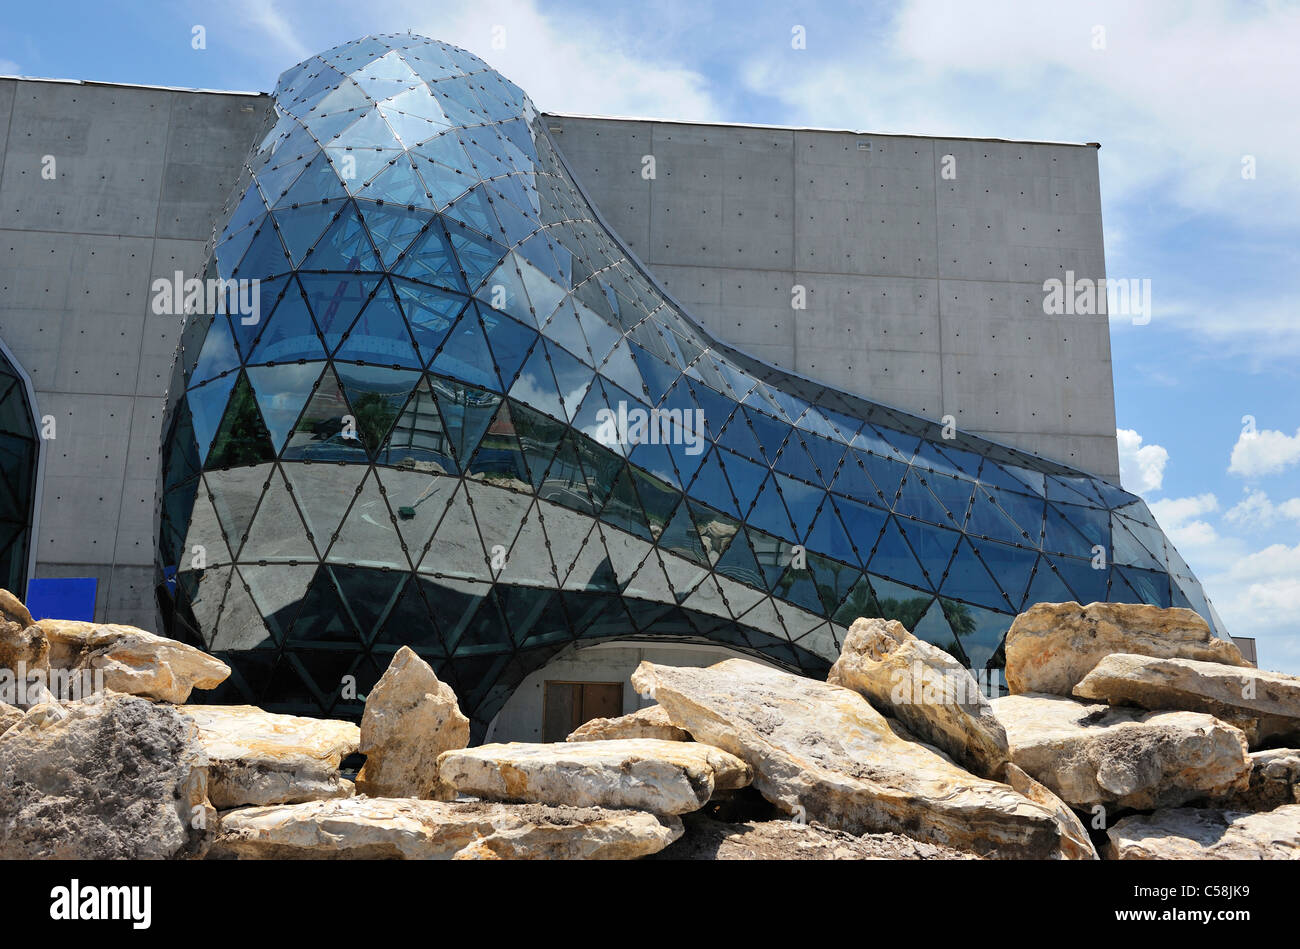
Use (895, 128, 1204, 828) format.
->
(155, 34, 1223, 732)
(0, 348, 37, 596)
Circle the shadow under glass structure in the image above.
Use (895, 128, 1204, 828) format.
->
(156, 34, 1224, 733)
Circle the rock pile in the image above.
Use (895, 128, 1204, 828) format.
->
(1, 589, 1298, 860)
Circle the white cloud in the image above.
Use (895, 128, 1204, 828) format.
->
(0, 59, 21, 75)
(1116, 428, 1168, 494)
(387, 0, 718, 119)
(1224, 488, 1300, 529)
(236, 0, 312, 62)
(1202, 542, 1300, 673)
(1228, 425, 1300, 478)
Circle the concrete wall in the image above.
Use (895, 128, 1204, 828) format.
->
(546, 116, 1120, 479)
(0, 77, 268, 626)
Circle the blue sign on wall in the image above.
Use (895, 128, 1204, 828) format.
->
(25, 578, 97, 622)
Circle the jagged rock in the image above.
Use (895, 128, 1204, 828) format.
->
(35, 619, 230, 704)
(828, 617, 1009, 777)
(355, 647, 469, 800)
(1105, 804, 1300, 859)
(1217, 749, 1300, 812)
(567, 705, 692, 743)
(438, 739, 751, 815)
(1004, 601, 1247, 697)
(0, 701, 23, 736)
(1000, 763, 1098, 860)
(1073, 653, 1300, 746)
(630, 658, 1089, 859)
(991, 693, 1250, 809)
(0, 694, 211, 859)
(0, 588, 46, 676)
(179, 705, 358, 809)
(211, 797, 682, 860)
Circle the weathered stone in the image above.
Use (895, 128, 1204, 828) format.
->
(1000, 763, 1098, 860)
(1073, 653, 1300, 746)
(630, 658, 1089, 859)
(355, 646, 469, 800)
(0, 701, 23, 736)
(35, 619, 230, 703)
(179, 705, 358, 809)
(211, 797, 682, 860)
(828, 617, 1009, 777)
(0, 694, 211, 859)
(1105, 804, 1300, 859)
(992, 692, 1250, 809)
(439, 738, 751, 815)
(567, 704, 692, 743)
(1004, 601, 1247, 697)
(0, 588, 46, 677)
(1217, 749, 1300, 812)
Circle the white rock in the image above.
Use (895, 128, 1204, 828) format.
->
(992, 692, 1250, 809)
(438, 738, 751, 815)
(212, 796, 682, 859)
(356, 647, 469, 800)
(567, 704, 691, 742)
(179, 705, 358, 809)
(1106, 804, 1300, 859)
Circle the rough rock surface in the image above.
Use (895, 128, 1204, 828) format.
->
(567, 704, 692, 743)
(1217, 749, 1300, 812)
(35, 619, 230, 703)
(0, 588, 46, 675)
(0, 701, 22, 736)
(211, 796, 682, 860)
(1074, 653, 1300, 746)
(631, 658, 1088, 859)
(1105, 804, 1300, 859)
(992, 693, 1250, 809)
(828, 617, 1009, 777)
(439, 739, 751, 815)
(1004, 601, 1247, 697)
(1000, 763, 1099, 860)
(179, 705, 358, 809)
(0, 694, 210, 859)
(355, 647, 469, 800)
(649, 812, 980, 860)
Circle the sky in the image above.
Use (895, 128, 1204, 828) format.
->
(2, 0, 1297, 671)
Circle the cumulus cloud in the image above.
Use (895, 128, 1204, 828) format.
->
(1224, 488, 1300, 529)
(1116, 428, 1168, 494)
(1202, 542, 1300, 672)
(1229, 425, 1300, 478)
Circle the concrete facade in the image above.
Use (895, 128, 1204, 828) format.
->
(0, 78, 1119, 635)
(0, 77, 268, 626)
(547, 115, 1120, 479)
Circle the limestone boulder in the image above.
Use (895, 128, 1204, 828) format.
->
(1073, 653, 1300, 746)
(36, 619, 230, 703)
(1004, 601, 1247, 697)
(438, 738, 751, 815)
(355, 647, 469, 800)
(828, 617, 1009, 777)
(179, 705, 358, 809)
(567, 704, 692, 743)
(630, 658, 1091, 859)
(1105, 804, 1300, 859)
(991, 692, 1250, 809)
(1217, 749, 1300, 812)
(0, 588, 46, 677)
(0, 693, 211, 859)
(1000, 763, 1098, 860)
(212, 797, 682, 860)
(0, 701, 22, 736)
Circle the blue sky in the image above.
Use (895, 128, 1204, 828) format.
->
(3, 0, 1297, 670)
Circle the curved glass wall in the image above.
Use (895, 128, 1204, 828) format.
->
(156, 34, 1223, 732)
(0, 346, 38, 595)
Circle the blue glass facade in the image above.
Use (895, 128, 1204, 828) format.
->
(155, 34, 1222, 733)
